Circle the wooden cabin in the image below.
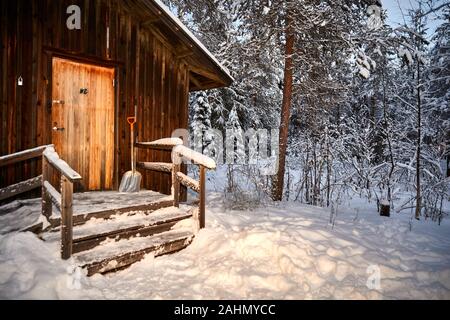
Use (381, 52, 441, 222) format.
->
(0, 0, 232, 275)
(0, 0, 232, 194)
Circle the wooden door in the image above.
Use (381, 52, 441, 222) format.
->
(52, 58, 115, 191)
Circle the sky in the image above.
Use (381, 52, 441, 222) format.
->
(381, 0, 445, 36)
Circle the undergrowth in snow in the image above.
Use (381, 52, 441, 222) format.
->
(1, 193, 449, 299)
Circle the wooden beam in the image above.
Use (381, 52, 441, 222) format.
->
(22, 222, 44, 234)
(48, 199, 175, 228)
(189, 81, 230, 92)
(172, 145, 216, 169)
(82, 234, 194, 276)
(0, 176, 42, 201)
(189, 73, 203, 89)
(176, 172, 200, 193)
(173, 163, 180, 208)
(72, 214, 192, 254)
(43, 147, 82, 183)
(189, 65, 227, 85)
(176, 46, 194, 59)
(136, 138, 183, 147)
(43, 181, 61, 211)
(42, 155, 52, 219)
(140, 16, 161, 28)
(0, 145, 52, 167)
(60, 176, 73, 260)
(135, 142, 176, 151)
(199, 166, 206, 229)
(137, 162, 173, 173)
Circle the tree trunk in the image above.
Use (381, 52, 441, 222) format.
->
(272, 12, 294, 201)
(382, 68, 395, 203)
(326, 126, 331, 207)
(415, 60, 422, 220)
(380, 200, 391, 217)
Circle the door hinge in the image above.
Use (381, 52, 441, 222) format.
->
(113, 79, 116, 87)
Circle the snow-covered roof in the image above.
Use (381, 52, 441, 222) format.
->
(152, 0, 234, 83)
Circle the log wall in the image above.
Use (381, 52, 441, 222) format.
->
(0, 0, 190, 195)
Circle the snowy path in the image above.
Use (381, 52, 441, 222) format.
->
(0, 193, 449, 299)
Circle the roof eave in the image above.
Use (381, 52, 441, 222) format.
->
(150, 0, 234, 86)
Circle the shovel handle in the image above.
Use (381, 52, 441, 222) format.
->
(127, 117, 136, 125)
(128, 106, 138, 174)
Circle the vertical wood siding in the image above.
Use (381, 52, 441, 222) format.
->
(0, 0, 190, 195)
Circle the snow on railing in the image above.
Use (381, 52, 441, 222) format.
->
(172, 145, 216, 230)
(172, 145, 216, 170)
(135, 138, 183, 151)
(42, 146, 81, 260)
(136, 138, 216, 230)
(43, 147, 82, 182)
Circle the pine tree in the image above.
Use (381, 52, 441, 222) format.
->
(191, 91, 212, 153)
(427, 6, 450, 170)
(225, 106, 245, 165)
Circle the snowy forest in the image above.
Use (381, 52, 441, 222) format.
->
(173, 0, 450, 223)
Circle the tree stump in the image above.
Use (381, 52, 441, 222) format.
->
(379, 199, 390, 217)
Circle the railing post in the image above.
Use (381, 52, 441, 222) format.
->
(173, 161, 181, 208)
(199, 165, 206, 229)
(60, 176, 73, 260)
(41, 154, 52, 219)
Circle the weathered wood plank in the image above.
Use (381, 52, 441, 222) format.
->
(83, 235, 194, 276)
(137, 162, 172, 173)
(72, 214, 192, 254)
(22, 221, 43, 234)
(60, 176, 73, 259)
(176, 172, 200, 193)
(135, 139, 182, 151)
(172, 162, 180, 207)
(199, 165, 206, 229)
(173, 145, 216, 169)
(43, 180, 61, 209)
(0, 175, 42, 201)
(41, 155, 52, 218)
(0, 145, 51, 167)
(49, 198, 174, 228)
(43, 147, 82, 183)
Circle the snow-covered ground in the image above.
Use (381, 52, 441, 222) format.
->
(0, 193, 449, 299)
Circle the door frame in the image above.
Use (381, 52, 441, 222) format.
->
(45, 48, 121, 190)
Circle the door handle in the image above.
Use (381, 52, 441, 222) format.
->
(52, 100, 65, 105)
(53, 127, 65, 132)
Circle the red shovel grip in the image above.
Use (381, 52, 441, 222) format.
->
(127, 117, 136, 125)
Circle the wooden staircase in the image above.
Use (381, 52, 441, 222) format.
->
(42, 195, 196, 276)
(1, 139, 216, 276)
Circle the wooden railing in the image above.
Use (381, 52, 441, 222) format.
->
(136, 138, 216, 230)
(172, 145, 216, 229)
(42, 146, 82, 259)
(0, 145, 53, 202)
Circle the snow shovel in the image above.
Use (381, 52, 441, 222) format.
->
(119, 110, 142, 193)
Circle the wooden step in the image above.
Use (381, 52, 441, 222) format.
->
(48, 197, 174, 227)
(43, 206, 194, 253)
(72, 208, 193, 253)
(76, 229, 194, 276)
